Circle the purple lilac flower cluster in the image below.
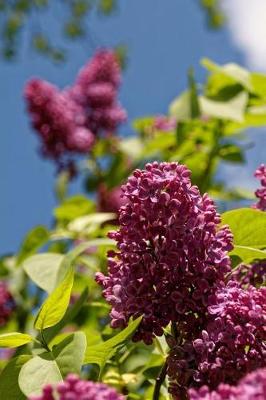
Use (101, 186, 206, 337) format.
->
(0, 281, 15, 326)
(96, 161, 233, 344)
(24, 80, 93, 168)
(189, 367, 266, 400)
(230, 261, 266, 288)
(72, 50, 126, 134)
(253, 164, 266, 211)
(24, 50, 126, 170)
(168, 281, 266, 396)
(29, 374, 125, 400)
(153, 115, 177, 131)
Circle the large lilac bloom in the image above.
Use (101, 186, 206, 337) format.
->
(253, 164, 266, 211)
(96, 162, 233, 344)
(189, 368, 266, 400)
(29, 374, 125, 400)
(0, 281, 15, 326)
(168, 281, 266, 395)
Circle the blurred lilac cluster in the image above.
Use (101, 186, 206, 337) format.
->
(0, 281, 15, 326)
(24, 50, 126, 171)
(29, 374, 124, 400)
(189, 368, 266, 400)
(253, 164, 266, 211)
(231, 261, 266, 288)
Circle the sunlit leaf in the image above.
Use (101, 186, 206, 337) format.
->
(0, 333, 33, 348)
(23, 253, 65, 293)
(35, 268, 74, 330)
(84, 317, 142, 375)
(222, 208, 266, 263)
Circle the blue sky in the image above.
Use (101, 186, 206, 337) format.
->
(1, 1, 265, 253)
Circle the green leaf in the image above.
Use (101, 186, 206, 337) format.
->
(52, 332, 86, 376)
(221, 208, 266, 263)
(23, 253, 65, 293)
(218, 144, 245, 163)
(17, 226, 50, 265)
(202, 58, 253, 91)
(0, 333, 33, 348)
(84, 317, 142, 374)
(19, 353, 63, 397)
(169, 91, 192, 120)
(54, 170, 70, 203)
(119, 137, 144, 160)
(0, 355, 31, 400)
(35, 268, 74, 330)
(60, 238, 115, 272)
(43, 287, 89, 344)
(19, 332, 86, 397)
(199, 92, 248, 122)
(54, 195, 95, 223)
(68, 213, 116, 233)
(188, 68, 200, 118)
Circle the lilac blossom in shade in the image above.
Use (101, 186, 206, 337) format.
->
(154, 115, 177, 131)
(230, 261, 266, 288)
(253, 164, 266, 211)
(97, 184, 128, 214)
(29, 374, 125, 400)
(0, 282, 15, 326)
(96, 161, 233, 344)
(24, 79, 94, 165)
(167, 281, 266, 395)
(72, 50, 127, 135)
(189, 367, 266, 400)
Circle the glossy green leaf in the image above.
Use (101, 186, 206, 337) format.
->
(0, 355, 31, 400)
(35, 268, 74, 330)
(222, 208, 266, 263)
(84, 317, 142, 374)
(0, 333, 33, 348)
(43, 287, 89, 344)
(23, 253, 65, 293)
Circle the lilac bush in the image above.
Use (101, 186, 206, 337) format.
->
(29, 374, 125, 400)
(0, 282, 15, 326)
(96, 161, 233, 344)
(189, 367, 266, 400)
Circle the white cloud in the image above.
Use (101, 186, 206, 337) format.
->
(221, 0, 266, 71)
